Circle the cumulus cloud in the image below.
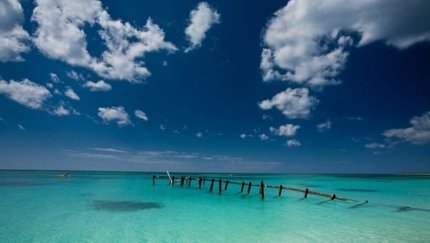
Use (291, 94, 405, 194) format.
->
(64, 87, 80, 100)
(262, 114, 273, 121)
(383, 111, 430, 145)
(261, 0, 430, 86)
(270, 124, 300, 137)
(365, 143, 385, 149)
(31, 0, 177, 82)
(0, 0, 30, 62)
(83, 80, 111, 91)
(316, 119, 332, 132)
(0, 79, 51, 109)
(259, 134, 269, 140)
(185, 2, 220, 52)
(135, 110, 148, 121)
(67, 71, 83, 81)
(98, 106, 131, 127)
(160, 124, 165, 130)
(18, 124, 25, 130)
(259, 88, 318, 119)
(196, 132, 203, 137)
(285, 139, 301, 147)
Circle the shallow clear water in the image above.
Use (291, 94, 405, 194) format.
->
(0, 171, 429, 242)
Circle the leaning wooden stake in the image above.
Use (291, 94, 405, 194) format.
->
(171, 176, 175, 186)
(188, 177, 192, 187)
(240, 182, 245, 192)
(304, 188, 309, 198)
(198, 177, 202, 188)
(278, 185, 283, 196)
(152, 175, 156, 185)
(209, 179, 214, 192)
(260, 181, 265, 199)
(219, 179, 222, 193)
(180, 177, 184, 187)
(224, 180, 229, 191)
(247, 182, 252, 195)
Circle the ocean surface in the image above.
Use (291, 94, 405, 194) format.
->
(0, 171, 429, 242)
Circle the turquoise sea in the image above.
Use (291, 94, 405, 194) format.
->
(0, 170, 429, 242)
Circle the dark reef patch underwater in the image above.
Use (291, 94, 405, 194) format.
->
(92, 200, 163, 212)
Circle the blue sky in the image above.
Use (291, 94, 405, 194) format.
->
(1, 0, 430, 173)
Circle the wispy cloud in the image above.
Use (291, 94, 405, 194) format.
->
(90, 148, 128, 153)
(316, 119, 332, 132)
(196, 132, 203, 138)
(365, 143, 386, 149)
(240, 134, 253, 139)
(285, 139, 301, 147)
(18, 124, 25, 130)
(135, 110, 148, 121)
(64, 87, 80, 100)
(185, 2, 220, 52)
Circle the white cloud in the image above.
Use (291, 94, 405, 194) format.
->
(0, 79, 51, 109)
(49, 73, 60, 83)
(98, 106, 131, 127)
(46, 83, 53, 89)
(18, 124, 25, 130)
(67, 71, 83, 80)
(270, 124, 300, 137)
(0, 0, 30, 62)
(31, 0, 177, 82)
(83, 80, 112, 91)
(365, 143, 385, 149)
(196, 132, 203, 137)
(52, 104, 70, 116)
(262, 114, 273, 121)
(285, 139, 301, 147)
(90, 148, 127, 153)
(64, 87, 80, 100)
(260, 0, 430, 86)
(259, 134, 269, 140)
(316, 119, 332, 132)
(160, 124, 166, 130)
(240, 134, 253, 139)
(259, 88, 318, 119)
(383, 111, 430, 145)
(185, 2, 220, 52)
(135, 110, 148, 121)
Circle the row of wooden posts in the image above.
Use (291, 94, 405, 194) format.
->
(152, 175, 358, 202)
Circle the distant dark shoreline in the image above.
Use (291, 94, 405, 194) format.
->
(397, 172, 430, 176)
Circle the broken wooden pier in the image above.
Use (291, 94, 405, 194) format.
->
(152, 175, 360, 202)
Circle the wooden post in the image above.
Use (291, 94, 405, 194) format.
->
(209, 179, 214, 192)
(171, 176, 175, 186)
(260, 181, 265, 199)
(278, 185, 283, 196)
(198, 177, 202, 188)
(188, 177, 192, 187)
(247, 182, 252, 195)
(224, 180, 229, 191)
(219, 179, 222, 193)
(330, 194, 336, 200)
(240, 182, 245, 192)
(180, 177, 184, 187)
(304, 188, 309, 198)
(152, 175, 156, 185)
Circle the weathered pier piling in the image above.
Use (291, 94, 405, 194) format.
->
(153, 175, 359, 202)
